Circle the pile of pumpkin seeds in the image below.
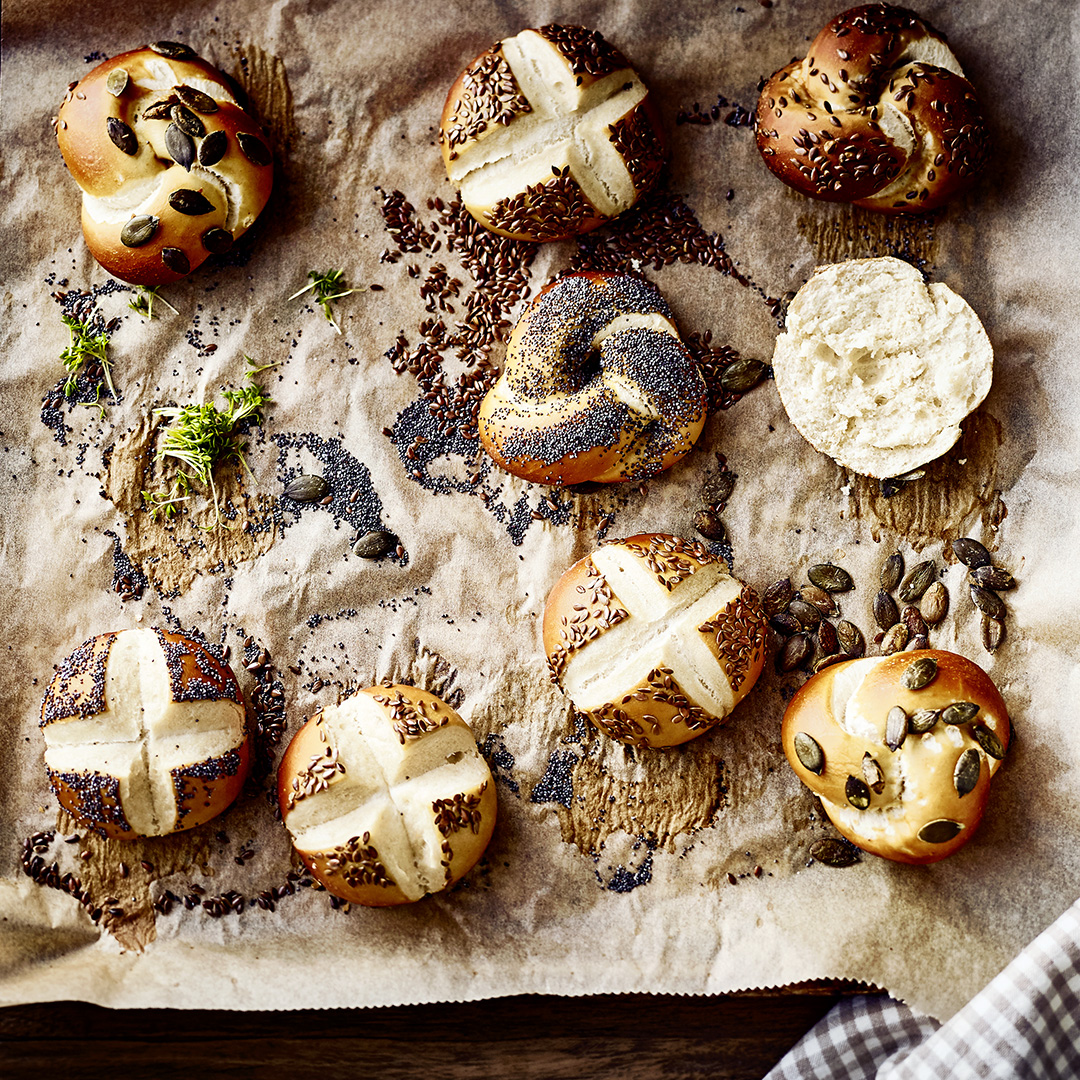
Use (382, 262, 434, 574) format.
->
(953, 537, 1014, 653)
(765, 562, 862, 675)
(692, 453, 736, 545)
(872, 549, 945, 655)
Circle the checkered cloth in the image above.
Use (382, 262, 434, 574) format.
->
(765, 897, 1080, 1079)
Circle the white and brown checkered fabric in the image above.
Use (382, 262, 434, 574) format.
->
(766, 897, 1080, 1079)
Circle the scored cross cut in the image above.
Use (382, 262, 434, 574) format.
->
(446, 27, 659, 230)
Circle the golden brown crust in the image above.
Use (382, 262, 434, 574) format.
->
(753, 5, 989, 213)
(782, 650, 1010, 863)
(544, 535, 767, 749)
(57, 45, 272, 284)
(478, 273, 707, 486)
(277, 685, 496, 906)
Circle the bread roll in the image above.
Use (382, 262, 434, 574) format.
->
(478, 272, 707, 485)
(754, 4, 989, 213)
(277, 686, 496, 906)
(40, 628, 249, 839)
(782, 650, 1010, 863)
(440, 24, 666, 241)
(771, 257, 993, 478)
(544, 534, 767, 748)
(56, 42, 273, 285)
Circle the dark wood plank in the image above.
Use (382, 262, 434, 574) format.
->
(0, 992, 846, 1079)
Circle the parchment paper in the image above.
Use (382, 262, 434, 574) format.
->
(2, 0, 1079, 1020)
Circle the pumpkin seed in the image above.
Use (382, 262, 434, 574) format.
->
(942, 701, 979, 726)
(817, 619, 839, 656)
(801, 583, 838, 616)
(862, 753, 885, 794)
(283, 474, 329, 503)
(720, 357, 766, 394)
(970, 584, 1006, 620)
(702, 469, 736, 506)
(836, 620, 864, 657)
(873, 590, 899, 631)
(885, 705, 908, 751)
(809, 837, 861, 867)
(880, 623, 909, 655)
(880, 550, 904, 593)
(171, 104, 205, 138)
(236, 132, 272, 166)
(174, 84, 219, 114)
(165, 123, 195, 170)
(812, 652, 848, 674)
(971, 565, 1014, 590)
(845, 775, 871, 810)
(808, 563, 853, 593)
(198, 129, 228, 167)
(201, 227, 233, 254)
(902, 606, 928, 642)
(169, 189, 215, 215)
(953, 748, 981, 797)
(981, 614, 1005, 654)
(899, 560, 936, 603)
(901, 656, 937, 690)
(918, 819, 962, 844)
(149, 40, 195, 59)
(106, 69, 129, 97)
(142, 98, 177, 121)
(776, 633, 811, 673)
(972, 723, 1005, 760)
(161, 247, 190, 274)
(120, 214, 158, 248)
(952, 537, 990, 569)
(920, 581, 948, 625)
(692, 509, 726, 542)
(910, 708, 940, 734)
(762, 578, 793, 616)
(788, 599, 822, 630)
(793, 731, 824, 774)
(769, 613, 800, 636)
(107, 117, 137, 155)
(352, 530, 396, 559)
(907, 634, 930, 651)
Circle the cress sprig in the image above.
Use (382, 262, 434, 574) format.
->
(60, 315, 115, 399)
(142, 358, 275, 528)
(289, 269, 361, 334)
(128, 285, 179, 320)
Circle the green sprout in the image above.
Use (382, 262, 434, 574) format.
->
(60, 315, 114, 399)
(289, 269, 361, 334)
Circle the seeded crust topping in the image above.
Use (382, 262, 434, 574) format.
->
(594, 667, 716, 747)
(608, 108, 666, 193)
(536, 23, 626, 77)
(322, 831, 394, 890)
(485, 170, 597, 241)
(370, 688, 450, 744)
(285, 744, 346, 810)
(154, 627, 243, 705)
(40, 632, 117, 726)
(173, 749, 244, 823)
(442, 49, 531, 160)
(547, 561, 631, 684)
(621, 533, 716, 591)
(47, 769, 132, 835)
(698, 590, 768, 692)
(432, 785, 488, 837)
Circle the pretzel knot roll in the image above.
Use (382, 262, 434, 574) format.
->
(40, 628, 250, 839)
(277, 686, 496, 906)
(544, 534, 768, 749)
(782, 650, 1010, 863)
(440, 24, 666, 241)
(479, 273, 707, 485)
(56, 41, 273, 285)
(754, 4, 990, 213)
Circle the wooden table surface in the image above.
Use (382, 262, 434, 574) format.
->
(0, 986, 868, 1078)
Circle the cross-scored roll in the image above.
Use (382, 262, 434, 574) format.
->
(440, 24, 666, 241)
(56, 41, 273, 285)
(782, 650, 1010, 863)
(277, 686, 496, 906)
(544, 534, 768, 748)
(478, 272, 707, 485)
(40, 628, 249, 839)
(753, 4, 989, 213)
